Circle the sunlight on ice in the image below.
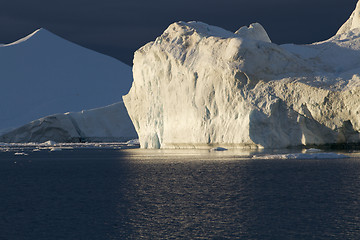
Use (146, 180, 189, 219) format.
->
(124, 3, 360, 149)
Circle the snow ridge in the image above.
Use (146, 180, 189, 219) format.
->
(1, 29, 41, 46)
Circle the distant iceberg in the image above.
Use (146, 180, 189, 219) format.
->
(0, 28, 136, 142)
(124, 1, 360, 149)
(0, 102, 137, 143)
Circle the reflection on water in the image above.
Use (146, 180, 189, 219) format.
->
(1, 149, 360, 239)
(119, 150, 360, 239)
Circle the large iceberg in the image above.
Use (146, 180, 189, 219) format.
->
(0, 28, 133, 135)
(123, 1, 360, 149)
(0, 28, 136, 142)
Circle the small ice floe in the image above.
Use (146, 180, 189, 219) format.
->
(50, 147, 62, 152)
(303, 148, 322, 153)
(58, 147, 74, 150)
(210, 147, 228, 151)
(41, 140, 57, 146)
(252, 152, 350, 160)
(126, 139, 140, 146)
(32, 148, 41, 152)
(14, 152, 28, 156)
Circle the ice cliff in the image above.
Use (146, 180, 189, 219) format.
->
(123, 2, 360, 149)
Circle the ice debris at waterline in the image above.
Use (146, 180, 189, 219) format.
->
(252, 153, 350, 160)
(123, 1, 360, 149)
(0, 28, 133, 138)
(0, 102, 137, 143)
(0, 141, 140, 153)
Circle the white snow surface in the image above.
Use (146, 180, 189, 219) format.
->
(124, 1, 360, 149)
(0, 102, 137, 143)
(0, 28, 133, 135)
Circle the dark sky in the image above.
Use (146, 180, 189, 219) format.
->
(0, 0, 356, 65)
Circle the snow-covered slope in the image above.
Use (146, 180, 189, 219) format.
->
(0, 102, 137, 143)
(123, 2, 360, 149)
(0, 28, 133, 134)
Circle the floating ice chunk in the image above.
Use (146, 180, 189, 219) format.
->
(14, 152, 28, 156)
(42, 140, 57, 146)
(126, 139, 140, 145)
(303, 148, 322, 153)
(50, 147, 62, 152)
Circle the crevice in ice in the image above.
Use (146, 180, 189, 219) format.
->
(337, 120, 360, 143)
(67, 114, 85, 140)
(152, 132, 161, 149)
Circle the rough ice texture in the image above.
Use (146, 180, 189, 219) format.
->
(124, 2, 360, 149)
(0, 28, 133, 135)
(235, 23, 271, 43)
(337, 0, 360, 35)
(0, 102, 137, 143)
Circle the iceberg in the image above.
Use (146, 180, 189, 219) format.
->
(0, 28, 133, 135)
(123, 1, 360, 149)
(0, 102, 137, 143)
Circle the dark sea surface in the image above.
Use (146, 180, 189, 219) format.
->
(1, 148, 360, 239)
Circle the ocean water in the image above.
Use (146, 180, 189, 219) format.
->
(1, 147, 360, 239)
